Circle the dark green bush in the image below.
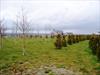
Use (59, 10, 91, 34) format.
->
(54, 34, 62, 49)
(62, 35, 67, 47)
(89, 35, 100, 60)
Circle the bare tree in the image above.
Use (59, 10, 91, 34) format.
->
(16, 9, 30, 55)
(0, 19, 6, 49)
(12, 15, 19, 38)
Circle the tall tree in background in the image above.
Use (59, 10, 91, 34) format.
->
(0, 19, 6, 49)
(16, 9, 30, 55)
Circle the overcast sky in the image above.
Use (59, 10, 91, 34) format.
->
(0, 0, 100, 34)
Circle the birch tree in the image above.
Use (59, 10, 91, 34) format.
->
(16, 9, 30, 55)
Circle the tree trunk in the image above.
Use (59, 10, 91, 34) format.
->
(22, 33, 26, 56)
(0, 34, 3, 49)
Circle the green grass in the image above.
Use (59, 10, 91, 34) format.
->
(0, 37, 99, 73)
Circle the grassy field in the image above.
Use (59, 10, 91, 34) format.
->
(0, 37, 99, 74)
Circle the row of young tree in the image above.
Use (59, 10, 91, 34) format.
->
(89, 35, 100, 61)
(0, 8, 56, 56)
(67, 34, 89, 45)
(0, 9, 31, 56)
(54, 33, 89, 49)
(54, 33, 100, 61)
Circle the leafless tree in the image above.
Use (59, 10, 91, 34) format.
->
(15, 9, 30, 55)
(12, 15, 19, 38)
(0, 19, 6, 49)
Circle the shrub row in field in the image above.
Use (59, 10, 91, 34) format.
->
(89, 35, 100, 61)
(54, 34, 67, 49)
(67, 35, 88, 45)
(54, 34, 89, 49)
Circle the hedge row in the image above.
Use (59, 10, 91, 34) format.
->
(89, 35, 100, 61)
(54, 34, 89, 49)
(67, 35, 89, 45)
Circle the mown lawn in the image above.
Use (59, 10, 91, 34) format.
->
(0, 37, 99, 74)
